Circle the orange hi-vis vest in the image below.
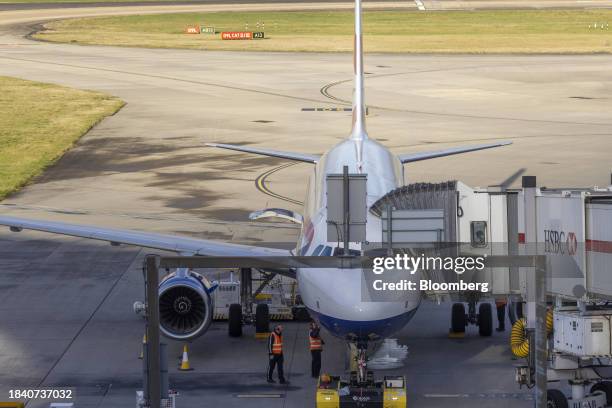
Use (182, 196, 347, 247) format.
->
(495, 298, 508, 307)
(271, 332, 283, 355)
(309, 335, 322, 351)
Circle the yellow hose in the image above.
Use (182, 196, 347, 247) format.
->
(510, 309, 553, 358)
(547, 308, 554, 333)
(510, 318, 530, 358)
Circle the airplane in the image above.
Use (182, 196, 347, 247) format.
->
(0, 0, 511, 366)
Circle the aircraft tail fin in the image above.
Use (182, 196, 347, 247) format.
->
(350, 0, 368, 141)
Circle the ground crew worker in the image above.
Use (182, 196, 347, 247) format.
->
(319, 373, 332, 389)
(309, 320, 325, 378)
(495, 297, 507, 332)
(267, 325, 289, 384)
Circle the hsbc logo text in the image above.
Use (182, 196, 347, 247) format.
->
(544, 230, 578, 255)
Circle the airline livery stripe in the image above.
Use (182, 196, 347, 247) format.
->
(586, 239, 612, 254)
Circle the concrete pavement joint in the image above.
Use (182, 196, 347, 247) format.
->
(0, 55, 334, 105)
(25, 248, 142, 407)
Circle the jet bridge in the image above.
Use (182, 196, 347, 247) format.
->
(370, 176, 612, 408)
(371, 178, 612, 298)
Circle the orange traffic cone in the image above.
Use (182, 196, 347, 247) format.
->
(139, 333, 147, 359)
(178, 344, 193, 371)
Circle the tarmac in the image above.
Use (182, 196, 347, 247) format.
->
(0, 233, 529, 408)
(0, 1, 611, 407)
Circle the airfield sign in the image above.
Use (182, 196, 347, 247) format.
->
(221, 31, 253, 40)
(221, 31, 265, 40)
(184, 25, 200, 34)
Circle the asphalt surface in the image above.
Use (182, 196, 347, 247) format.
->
(0, 0, 396, 12)
(0, 236, 529, 408)
(0, 230, 530, 408)
(2, 0, 611, 12)
(1, 2, 611, 407)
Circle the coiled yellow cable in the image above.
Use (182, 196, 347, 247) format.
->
(510, 310, 553, 358)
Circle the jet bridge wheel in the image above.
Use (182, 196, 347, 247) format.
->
(478, 303, 493, 337)
(547, 389, 568, 408)
(255, 303, 270, 334)
(591, 381, 612, 405)
(451, 303, 466, 333)
(228, 303, 243, 337)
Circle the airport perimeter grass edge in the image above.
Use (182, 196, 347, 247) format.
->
(0, 76, 124, 200)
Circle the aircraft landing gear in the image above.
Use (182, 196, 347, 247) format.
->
(227, 268, 275, 337)
(356, 346, 368, 384)
(255, 303, 270, 334)
(228, 303, 242, 337)
(227, 302, 269, 337)
(228, 268, 253, 337)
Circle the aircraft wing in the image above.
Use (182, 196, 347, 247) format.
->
(206, 143, 320, 163)
(0, 215, 290, 257)
(398, 141, 512, 164)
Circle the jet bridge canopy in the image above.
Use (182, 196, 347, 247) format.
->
(368, 180, 612, 301)
(370, 181, 458, 243)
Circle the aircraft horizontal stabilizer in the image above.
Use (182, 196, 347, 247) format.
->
(206, 143, 320, 163)
(398, 141, 512, 164)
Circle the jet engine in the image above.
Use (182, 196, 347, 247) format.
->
(158, 268, 214, 341)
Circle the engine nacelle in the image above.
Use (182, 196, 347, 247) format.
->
(158, 268, 214, 341)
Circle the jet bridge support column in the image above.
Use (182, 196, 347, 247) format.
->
(144, 255, 161, 408)
(240, 267, 253, 315)
(522, 176, 547, 408)
(343, 165, 350, 255)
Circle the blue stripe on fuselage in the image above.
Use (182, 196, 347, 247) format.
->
(309, 308, 418, 340)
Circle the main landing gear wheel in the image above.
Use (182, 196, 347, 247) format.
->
(591, 381, 612, 405)
(451, 303, 466, 333)
(255, 303, 270, 333)
(547, 389, 569, 408)
(478, 303, 493, 337)
(228, 303, 242, 337)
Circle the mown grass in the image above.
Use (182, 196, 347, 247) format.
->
(5, 0, 195, 3)
(0, 77, 124, 200)
(35, 10, 612, 53)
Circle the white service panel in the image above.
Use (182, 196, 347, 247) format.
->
(586, 202, 612, 297)
(537, 194, 586, 298)
(554, 311, 612, 357)
(212, 282, 240, 319)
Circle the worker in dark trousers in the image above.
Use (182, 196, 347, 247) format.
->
(495, 297, 507, 332)
(309, 320, 324, 378)
(268, 325, 289, 384)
